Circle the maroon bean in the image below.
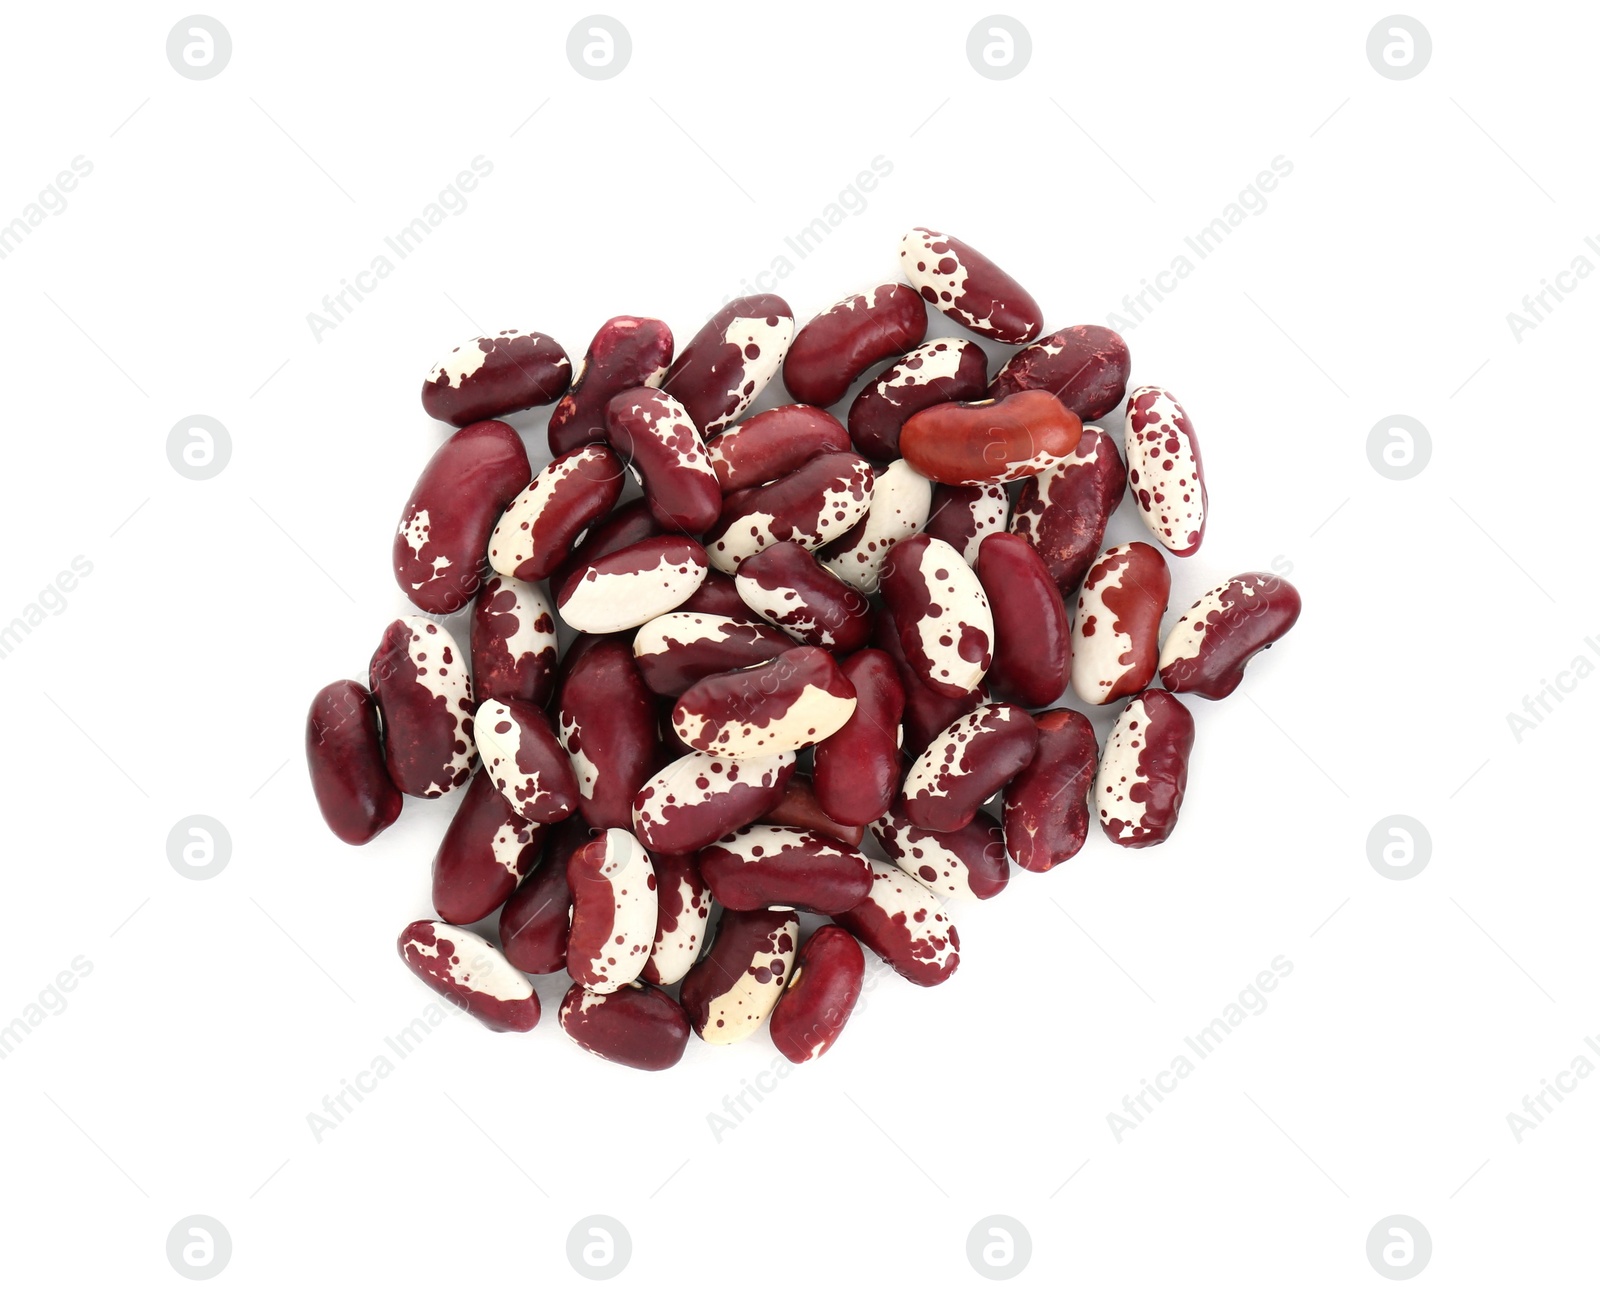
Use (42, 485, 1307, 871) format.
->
(706, 404, 850, 492)
(1158, 572, 1302, 700)
(879, 533, 993, 699)
(559, 981, 690, 1070)
(640, 852, 711, 986)
(900, 390, 1082, 486)
(872, 606, 985, 755)
(604, 387, 722, 533)
(556, 638, 661, 830)
(769, 926, 866, 1063)
(833, 864, 958, 987)
(1070, 542, 1171, 706)
(898, 228, 1042, 344)
(680, 907, 799, 1044)
(902, 702, 1038, 833)
(550, 498, 661, 597)
(631, 611, 791, 697)
(1002, 709, 1097, 872)
(474, 698, 578, 824)
(1124, 386, 1207, 556)
(675, 568, 746, 617)
(369, 616, 475, 798)
(487, 444, 625, 583)
(306, 680, 402, 845)
(699, 825, 873, 913)
(632, 751, 795, 854)
(394, 419, 531, 615)
(818, 459, 934, 594)
(566, 828, 657, 993)
(783, 283, 927, 407)
(469, 575, 558, 709)
(703, 451, 875, 573)
(975, 532, 1071, 708)
(762, 773, 867, 847)
(420, 331, 570, 426)
(1010, 426, 1126, 596)
(1097, 690, 1195, 848)
(499, 816, 591, 974)
(555, 534, 709, 634)
(547, 316, 675, 455)
(988, 324, 1131, 421)
(662, 294, 794, 435)
(734, 541, 872, 651)
(847, 337, 989, 461)
(811, 648, 904, 827)
(432, 768, 548, 924)
(397, 920, 539, 1032)
(874, 799, 1008, 901)
(671, 646, 857, 757)
(923, 482, 1008, 564)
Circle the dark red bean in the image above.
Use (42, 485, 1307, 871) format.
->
(706, 404, 849, 492)
(499, 816, 591, 974)
(1071, 542, 1171, 706)
(783, 283, 927, 408)
(923, 482, 1008, 563)
(306, 680, 402, 845)
(734, 541, 872, 651)
(663, 294, 794, 435)
(548, 316, 675, 455)
(474, 698, 579, 824)
(469, 574, 559, 709)
(679, 907, 799, 1044)
(1002, 709, 1097, 872)
(675, 568, 746, 617)
(872, 606, 985, 755)
(703, 452, 875, 574)
(421, 331, 570, 426)
(555, 534, 709, 634)
(604, 387, 722, 534)
(874, 800, 1008, 901)
(432, 768, 548, 924)
(902, 702, 1038, 833)
(1010, 426, 1127, 597)
(879, 533, 993, 700)
(769, 926, 866, 1063)
(833, 864, 958, 987)
(369, 617, 475, 798)
(900, 390, 1082, 485)
(1097, 690, 1195, 847)
(987, 324, 1131, 421)
(556, 638, 661, 830)
(1158, 572, 1302, 700)
(487, 444, 625, 583)
(397, 920, 539, 1032)
(698, 825, 873, 913)
(762, 773, 867, 847)
(670, 646, 857, 757)
(974, 532, 1071, 708)
(640, 852, 711, 986)
(565, 828, 657, 992)
(848, 336, 989, 462)
(631, 611, 793, 697)
(811, 648, 904, 827)
(549, 499, 661, 598)
(898, 228, 1042, 344)
(559, 981, 691, 1070)
(632, 751, 795, 855)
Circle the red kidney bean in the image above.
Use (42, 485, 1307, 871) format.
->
(811, 648, 904, 827)
(555, 638, 661, 830)
(555, 534, 708, 634)
(1010, 426, 1126, 597)
(900, 390, 1082, 486)
(872, 606, 985, 755)
(1159, 572, 1302, 700)
(1071, 542, 1171, 706)
(632, 751, 795, 854)
(902, 702, 1038, 833)
(632, 611, 791, 697)
(663, 294, 794, 435)
(550, 498, 661, 597)
(432, 768, 548, 924)
(604, 387, 722, 533)
(370, 616, 475, 797)
(420, 331, 570, 426)
(879, 533, 993, 699)
(763, 773, 867, 846)
(306, 680, 403, 845)
(819, 459, 932, 594)
(488, 444, 624, 583)
(706, 404, 849, 492)
(470, 574, 558, 708)
(1097, 689, 1195, 847)
(704, 451, 876, 574)
(559, 981, 690, 1070)
(1124, 386, 1207, 556)
(394, 419, 531, 615)
(397, 920, 539, 1032)
(769, 926, 865, 1063)
(548, 316, 675, 455)
(474, 698, 579, 823)
(566, 827, 658, 992)
(680, 907, 799, 1044)
(499, 815, 590, 974)
(1002, 708, 1096, 872)
(675, 568, 746, 617)
(988, 324, 1131, 421)
(735, 541, 872, 650)
(783, 284, 928, 407)
(698, 825, 873, 913)
(848, 337, 989, 461)
(833, 864, 958, 987)
(923, 482, 1008, 564)
(898, 228, 1042, 344)
(975, 532, 1070, 707)
(640, 852, 711, 986)
(873, 799, 1008, 902)
(671, 646, 857, 757)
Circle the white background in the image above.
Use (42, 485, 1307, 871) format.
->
(1, 1, 1595, 1291)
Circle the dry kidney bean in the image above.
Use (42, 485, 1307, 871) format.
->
(872, 606, 985, 755)
(470, 574, 558, 708)
(704, 451, 875, 574)
(1002, 708, 1097, 872)
(548, 316, 674, 455)
(975, 532, 1071, 708)
(632, 611, 793, 697)
(369, 616, 475, 798)
(555, 534, 709, 634)
(811, 648, 905, 827)
(988, 324, 1130, 420)
(923, 482, 1008, 563)
(901, 702, 1038, 833)
(898, 228, 1043, 344)
(1010, 426, 1126, 597)
(900, 390, 1082, 485)
(474, 698, 579, 824)
(1071, 542, 1171, 706)
(879, 533, 993, 699)
(432, 768, 547, 924)
(698, 825, 873, 913)
(604, 387, 722, 533)
(735, 541, 872, 650)
(550, 498, 660, 597)
(663, 294, 794, 434)
(395, 419, 531, 615)
(769, 926, 865, 1063)
(632, 750, 795, 854)
(566, 827, 657, 993)
(833, 864, 958, 986)
(420, 331, 570, 426)
(306, 680, 403, 845)
(1097, 689, 1195, 847)
(874, 799, 1008, 902)
(398, 920, 539, 1032)
(675, 568, 746, 617)
(848, 337, 989, 461)
(499, 815, 590, 975)
(783, 284, 928, 407)
(680, 908, 799, 1044)
(706, 404, 850, 492)
(640, 852, 711, 986)
(1124, 386, 1207, 556)
(670, 646, 857, 757)
(488, 444, 623, 583)
(559, 981, 690, 1070)
(819, 459, 932, 594)
(1158, 572, 1301, 699)
(556, 638, 661, 830)
(763, 773, 866, 847)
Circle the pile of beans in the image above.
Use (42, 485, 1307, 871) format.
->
(306, 228, 1301, 1071)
